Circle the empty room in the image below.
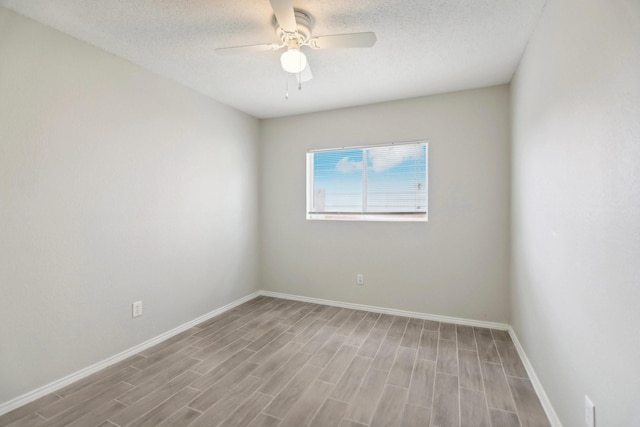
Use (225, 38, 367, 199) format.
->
(0, 0, 638, 426)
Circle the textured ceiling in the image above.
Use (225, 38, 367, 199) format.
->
(0, 0, 546, 118)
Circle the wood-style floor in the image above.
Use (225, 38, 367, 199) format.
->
(0, 296, 552, 427)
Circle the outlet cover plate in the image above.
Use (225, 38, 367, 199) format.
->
(132, 301, 142, 318)
(585, 395, 595, 427)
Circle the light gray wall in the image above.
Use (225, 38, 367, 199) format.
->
(260, 86, 511, 323)
(510, 0, 640, 426)
(0, 9, 260, 404)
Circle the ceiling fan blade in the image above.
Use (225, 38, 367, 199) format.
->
(309, 32, 377, 49)
(215, 43, 280, 56)
(269, 0, 297, 33)
(296, 63, 313, 83)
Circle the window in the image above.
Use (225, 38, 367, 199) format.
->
(306, 141, 428, 221)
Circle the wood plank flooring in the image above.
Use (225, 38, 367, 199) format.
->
(0, 296, 552, 427)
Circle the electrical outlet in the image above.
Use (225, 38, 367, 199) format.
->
(585, 395, 595, 427)
(357, 274, 364, 285)
(132, 301, 142, 318)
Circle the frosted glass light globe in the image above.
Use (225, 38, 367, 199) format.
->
(280, 49, 307, 73)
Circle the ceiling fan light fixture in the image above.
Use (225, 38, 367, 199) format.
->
(280, 48, 307, 73)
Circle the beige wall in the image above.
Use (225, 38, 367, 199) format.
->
(0, 9, 260, 403)
(260, 86, 511, 323)
(511, 0, 640, 425)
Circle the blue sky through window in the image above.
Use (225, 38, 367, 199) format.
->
(314, 149, 363, 212)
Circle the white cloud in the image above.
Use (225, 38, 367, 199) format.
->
(368, 145, 424, 172)
(335, 156, 363, 173)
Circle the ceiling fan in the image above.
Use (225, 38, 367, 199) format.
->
(215, 0, 377, 84)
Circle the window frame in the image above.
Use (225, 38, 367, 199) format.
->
(306, 140, 428, 222)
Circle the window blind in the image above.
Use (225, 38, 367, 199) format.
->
(308, 142, 428, 215)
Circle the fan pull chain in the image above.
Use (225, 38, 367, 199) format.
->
(298, 53, 303, 91)
(285, 74, 289, 100)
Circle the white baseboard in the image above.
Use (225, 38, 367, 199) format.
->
(0, 291, 260, 416)
(259, 290, 510, 330)
(508, 328, 563, 427)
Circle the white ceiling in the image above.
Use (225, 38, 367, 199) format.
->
(0, 0, 546, 119)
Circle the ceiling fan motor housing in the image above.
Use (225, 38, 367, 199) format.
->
(274, 10, 313, 48)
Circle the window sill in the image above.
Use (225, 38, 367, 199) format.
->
(306, 213, 427, 222)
